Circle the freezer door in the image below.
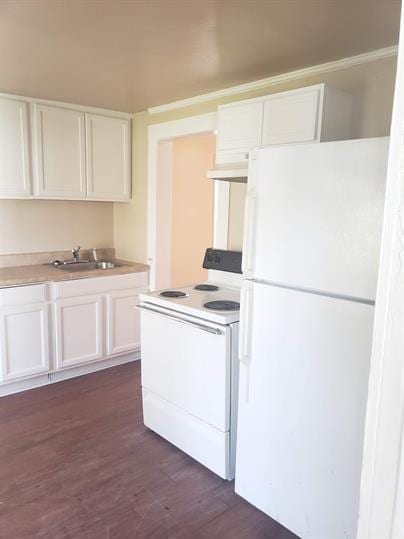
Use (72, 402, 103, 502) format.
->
(242, 138, 389, 300)
(236, 281, 374, 539)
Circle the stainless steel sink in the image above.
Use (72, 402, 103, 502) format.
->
(95, 261, 119, 270)
(56, 261, 122, 271)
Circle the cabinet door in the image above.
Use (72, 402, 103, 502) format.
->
(54, 295, 103, 368)
(217, 101, 263, 152)
(0, 304, 49, 382)
(33, 104, 86, 198)
(86, 114, 131, 201)
(106, 289, 141, 356)
(262, 88, 321, 146)
(0, 98, 31, 197)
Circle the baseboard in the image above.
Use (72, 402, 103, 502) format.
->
(0, 350, 141, 398)
(0, 373, 50, 397)
(50, 350, 140, 383)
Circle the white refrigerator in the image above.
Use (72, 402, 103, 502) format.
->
(235, 138, 389, 539)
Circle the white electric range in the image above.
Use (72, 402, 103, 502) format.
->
(139, 249, 242, 480)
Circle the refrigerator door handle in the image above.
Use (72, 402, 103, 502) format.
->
(239, 281, 254, 402)
(242, 191, 258, 278)
(242, 152, 259, 278)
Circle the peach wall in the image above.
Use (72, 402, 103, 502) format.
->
(170, 134, 215, 287)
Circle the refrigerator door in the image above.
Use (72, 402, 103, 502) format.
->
(236, 281, 374, 539)
(242, 138, 388, 300)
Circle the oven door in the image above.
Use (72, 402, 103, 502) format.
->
(139, 303, 231, 431)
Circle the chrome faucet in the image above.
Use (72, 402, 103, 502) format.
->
(52, 246, 90, 267)
(72, 246, 81, 263)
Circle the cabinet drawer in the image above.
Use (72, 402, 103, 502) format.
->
(0, 283, 48, 307)
(51, 272, 147, 299)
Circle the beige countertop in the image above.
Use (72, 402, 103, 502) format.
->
(0, 260, 149, 288)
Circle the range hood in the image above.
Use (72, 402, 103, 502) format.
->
(207, 162, 248, 183)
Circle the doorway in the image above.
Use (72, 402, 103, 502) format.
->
(154, 132, 216, 290)
(169, 133, 215, 287)
(148, 112, 219, 290)
(148, 111, 245, 291)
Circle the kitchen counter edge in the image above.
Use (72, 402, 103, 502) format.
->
(0, 260, 149, 288)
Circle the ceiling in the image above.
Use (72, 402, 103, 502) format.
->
(0, 0, 401, 113)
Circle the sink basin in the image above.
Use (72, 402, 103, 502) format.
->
(95, 261, 119, 270)
(56, 261, 122, 271)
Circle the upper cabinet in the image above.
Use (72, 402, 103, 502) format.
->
(215, 84, 353, 163)
(86, 114, 131, 201)
(33, 104, 87, 198)
(0, 93, 132, 202)
(0, 97, 32, 198)
(217, 101, 263, 152)
(262, 87, 321, 145)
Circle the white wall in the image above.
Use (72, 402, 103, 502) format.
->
(114, 55, 398, 263)
(0, 199, 114, 254)
(154, 140, 173, 289)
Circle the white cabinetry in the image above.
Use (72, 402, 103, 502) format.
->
(0, 284, 49, 382)
(86, 114, 131, 201)
(54, 294, 103, 368)
(215, 84, 352, 163)
(51, 272, 147, 371)
(262, 85, 352, 145)
(107, 289, 141, 355)
(262, 87, 321, 145)
(217, 101, 263, 153)
(33, 104, 86, 198)
(0, 272, 147, 396)
(0, 97, 32, 197)
(0, 92, 132, 201)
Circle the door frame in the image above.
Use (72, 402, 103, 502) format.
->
(147, 112, 229, 290)
(357, 11, 403, 539)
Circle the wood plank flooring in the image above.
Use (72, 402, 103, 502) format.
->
(0, 362, 298, 538)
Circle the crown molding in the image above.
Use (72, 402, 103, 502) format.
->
(148, 45, 398, 115)
(0, 91, 132, 118)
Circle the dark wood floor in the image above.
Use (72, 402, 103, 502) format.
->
(0, 362, 298, 539)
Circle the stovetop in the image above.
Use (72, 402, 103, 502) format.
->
(139, 282, 241, 325)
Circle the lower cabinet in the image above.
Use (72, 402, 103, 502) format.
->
(107, 289, 141, 356)
(0, 302, 50, 382)
(50, 273, 146, 372)
(54, 294, 104, 368)
(0, 272, 147, 393)
(54, 288, 142, 368)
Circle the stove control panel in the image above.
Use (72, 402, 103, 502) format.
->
(202, 248, 242, 274)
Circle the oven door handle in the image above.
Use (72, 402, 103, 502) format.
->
(136, 304, 224, 335)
